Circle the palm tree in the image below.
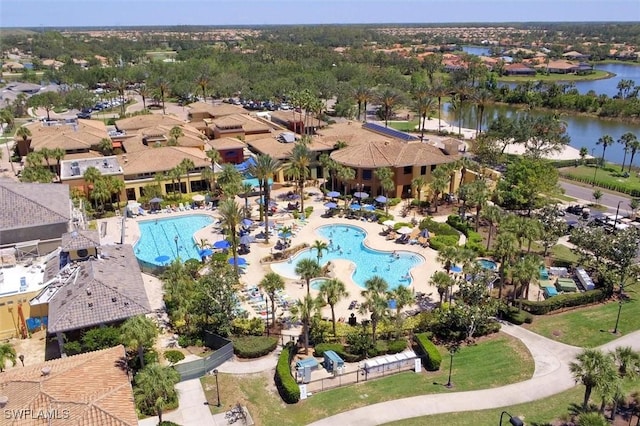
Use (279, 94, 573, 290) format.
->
(612, 346, 640, 378)
(136, 84, 151, 110)
(311, 240, 328, 264)
(52, 147, 65, 179)
(169, 126, 184, 145)
(319, 153, 337, 192)
(105, 175, 125, 210)
(627, 137, 640, 173)
(378, 88, 400, 127)
(413, 86, 436, 141)
(218, 198, 242, 275)
(374, 166, 394, 213)
(250, 154, 281, 242)
(510, 254, 540, 303)
(290, 294, 319, 354)
(430, 271, 454, 305)
(570, 348, 618, 410)
(180, 158, 195, 194)
(0, 343, 17, 372)
(358, 276, 389, 344)
(596, 134, 614, 168)
(154, 78, 170, 115)
(337, 165, 355, 208)
(318, 278, 349, 336)
(295, 258, 321, 294)
(354, 85, 372, 122)
(389, 285, 413, 336)
(481, 204, 502, 250)
(217, 163, 242, 197)
(98, 137, 113, 155)
(429, 166, 451, 213)
(473, 88, 493, 136)
(617, 132, 637, 172)
(411, 176, 427, 204)
(466, 179, 490, 232)
(15, 125, 31, 142)
(241, 182, 253, 213)
(133, 363, 180, 424)
(196, 73, 210, 102)
(120, 315, 158, 369)
(493, 231, 518, 299)
(285, 142, 311, 213)
(259, 272, 285, 328)
(429, 80, 448, 131)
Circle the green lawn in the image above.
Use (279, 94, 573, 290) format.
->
(559, 164, 640, 195)
(200, 333, 533, 426)
(383, 377, 640, 426)
(526, 292, 640, 347)
(498, 69, 611, 83)
(388, 120, 420, 132)
(550, 244, 580, 266)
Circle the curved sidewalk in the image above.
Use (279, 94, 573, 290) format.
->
(307, 324, 640, 426)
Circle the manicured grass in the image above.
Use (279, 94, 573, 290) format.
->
(550, 244, 580, 266)
(200, 333, 533, 426)
(559, 164, 640, 195)
(526, 293, 640, 347)
(383, 377, 640, 426)
(498, 69, 611, 83)
(388, 120, 421, 132)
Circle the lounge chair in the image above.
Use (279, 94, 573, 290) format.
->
(417, 236, 429, 247)
(386, 232, 398, 241)
(178, 203, 185, 211)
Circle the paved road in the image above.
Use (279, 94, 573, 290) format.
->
(560, 180, 632, 215)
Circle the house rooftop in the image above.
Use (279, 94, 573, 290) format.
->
(60, 230, 100, 252)
(0, 182, 71, 232)
(60, 156, 123, 180)
(114, 114, 185, 132)
(0, 345, 138, 426)
(25, 119, 109, 152)
(188, 102, 249, 118)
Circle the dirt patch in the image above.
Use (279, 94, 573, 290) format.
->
(3, 330, 47, 371)
(552, 330, 563, 338)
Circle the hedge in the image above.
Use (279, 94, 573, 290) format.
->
(233, 336, 278, 358)
(314, 343, 362, 362)
(164, 350, 186, 364)
(499, 306, 533, 325)
(275, 342, 300, 404)
(429, 234, 460, 251)
(414, 333, 442, 371)
(520, 289, 608, 315)
(419, 218, 459, 236)
(560, 173, 640, 197)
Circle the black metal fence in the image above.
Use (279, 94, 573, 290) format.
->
(173, 332, 234, 382)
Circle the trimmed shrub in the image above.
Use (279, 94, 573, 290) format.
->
(429, 234, 460, 251)
(419, 218, 459, 236)
(314, 342, 363, 362)
(275, 342, 300, 404)
(520, 289, 608, 315)
(388, 198, 401, 207)
(414, 333, 442, 371)
(233, 336, 278, 358)
(386, 339, 408, 354)
(164, 350, 185, 364)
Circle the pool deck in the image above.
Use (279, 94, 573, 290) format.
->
(99, 187, 445, 322)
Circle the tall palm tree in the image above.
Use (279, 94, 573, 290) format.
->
(295, 258, 321, 294)
(411, 176, 427, 203)
(217, 163, 242, 198)
(241, 182, 253, 214)
(133, 363, 180, 424)
(473, 88, 493, 136)
(596, 134, 614, 168)
(180, 158, 195, 194)
(337, 165, 355, 207)
(481, 204, 503, 250)
(52, 147, 65, 179)
(285, 142, 311, 213)
(429, 80, 448, 131)
(196, 73, 210, 102)
(618, 132, 637, 172)
(15, 125, 32, 143)
(493, 231, 518, 299)
(154, 78, 170, 115)
(627, 137, 640, 173)
(570, 348, 618, 410)
(354, 85, 372, 122)
(0, 343, 17, 372)
(218, 198, 242, 275)
(250, 154, 281, 242)
(98, 137, 113, 155)
(358, 276, 389, 344)
(430, 271, 454, 305)
(429, 166, 451, 213)
(259, 272, 285, 328)
(612, 346, 640, 378)
(136, 84, 151, 110)
(374, 166, 394, 213)
(318, 153, 336, 192)
(290, 294, 319, 354)
(318, 278, 349, 336)
(413, 85, 435, 141)
(466, 179, 490, 232)
(311, 240, 328, 264)
(105, 175, 125, 210)
(389, 285, 414, 337)
(120, 315, 158, 369)
(378, 88, 400, 128)
(510, 254, 540, 303)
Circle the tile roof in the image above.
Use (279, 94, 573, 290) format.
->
(46, 244, 151, 333)
(0, 345, 138, 426)
(210, 114, 272, 133)
(60, 230, 100, 252)
(207, 137, 247, 150)
(0, 182, 71, 231)
(246, 136, 333, 160)
(115, 114, 185, 132)
(120, 146, 210, 176)
(187, 102, 248, 118)
(25, 120, 109, 152)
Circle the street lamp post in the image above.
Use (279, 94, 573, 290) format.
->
(213, 369, 220, 407)
(613, 300, 623, 334)
(500, 411, 524, 426)
(445, 346, 457, 388)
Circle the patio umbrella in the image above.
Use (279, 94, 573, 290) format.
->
(362, 204, 376, 212)
(199, 248, 213, 257)
(239, 235, 254, 245)
(241, 218, 254, 227)
(382, 220, 396, 227)
(420, 229, 430, 238)
(353, 192, 369, 199)
(192, 194, 205, 202)
(155, 255, 171, 264)
(450, 265, 463, 274)
(396, 226, 413, 235)
(324, 202, 338, 209)
(375, 195, 388, 203)
(127, 201, 141, 209)
(278, 231, 292, 239)
(150, 197, 163, 203)
(213, 240, 231, 249)
(327, 191, 340, 198)
(350, 204, 362, 211)
(228, 257, 247, 266)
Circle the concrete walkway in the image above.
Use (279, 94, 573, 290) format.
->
(139, 379, 216, 426)
(307, 325, 640, 426)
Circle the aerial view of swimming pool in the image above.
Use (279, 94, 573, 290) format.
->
(135, 215, 214, 266)
(271, 224, 424, 289)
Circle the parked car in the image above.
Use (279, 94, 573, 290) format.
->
(77, 111, 92, 119)
(565, 205, 584, 215)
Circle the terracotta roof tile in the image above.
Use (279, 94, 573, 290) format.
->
(26, 120, 109, 152)
(119, 146, 210, 175)
(188, 102, 248, 118)
(115, 114, 184, 132)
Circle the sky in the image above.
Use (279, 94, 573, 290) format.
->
(1, 0, 638, 28)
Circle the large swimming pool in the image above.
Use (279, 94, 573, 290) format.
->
(135, 215, 214, 266)
(271, 224, 424, 289)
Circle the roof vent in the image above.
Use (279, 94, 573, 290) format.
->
(0, 396, 8, 408)
(88, 302, 93, 308)
(111, 297, 117, 303)
(41, 367, 52, 376)
(86, 288, 91, 296)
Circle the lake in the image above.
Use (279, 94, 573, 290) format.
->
(461, 45, 640, 97)
(443, 102, 640, 165)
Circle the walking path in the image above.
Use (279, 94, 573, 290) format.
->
(307, 324, 640, 426)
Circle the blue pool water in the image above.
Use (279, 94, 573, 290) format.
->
(135, 215, 214, 266)
(271, 224, 424, 289)
(478, 259, 498, 270)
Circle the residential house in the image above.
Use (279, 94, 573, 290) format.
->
(59, 156, 126, 200)
(562, 50, 590, 61)
(504, 63, 536, 76)
(534, 60, 580, 74)
(207, 137, 247, 164)
(0, 345, 138, 425)
(17, 119, 109, 158)
(207, 114, 274, 141)
(268, 110, 327, 135)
